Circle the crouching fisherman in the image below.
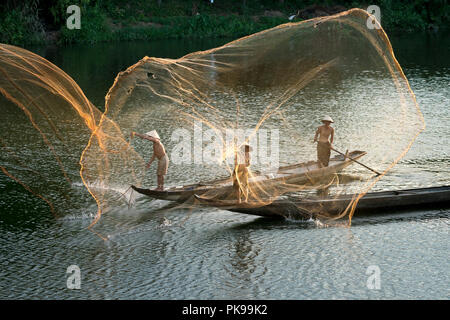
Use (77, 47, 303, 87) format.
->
(131, 130, 169, 191)
(233, 144, 252, 203)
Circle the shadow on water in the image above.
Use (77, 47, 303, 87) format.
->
(25, 38, 234, 108)
(0, 179, 54, 231)
(223, 231, 264, 297)
(390, 31, 450, 71)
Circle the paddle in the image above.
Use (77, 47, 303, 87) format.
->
(329, 146, 382, 176)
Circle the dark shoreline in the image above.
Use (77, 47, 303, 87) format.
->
(1, 1, 448, 47)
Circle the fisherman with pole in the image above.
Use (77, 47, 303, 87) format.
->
(313, 115, 335, 167)
(313, 115, 381, 175)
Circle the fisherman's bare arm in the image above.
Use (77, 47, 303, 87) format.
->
(330, 127, 334, 145)
(313, 127, 320, 143)
(146, 153, 156, 169)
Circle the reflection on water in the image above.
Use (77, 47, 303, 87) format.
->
(1, 33, 449, 299)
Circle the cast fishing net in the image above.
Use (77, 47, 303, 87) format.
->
(0, 9, 424, 229)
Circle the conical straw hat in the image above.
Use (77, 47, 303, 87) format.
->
(321, 115, 334, 123)
(145, 130, 160, 139)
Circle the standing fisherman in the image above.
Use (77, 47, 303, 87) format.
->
(313, 116, 334, 167)
(131, 130, 169, 191)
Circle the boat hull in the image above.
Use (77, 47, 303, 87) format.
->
(229, 186, 450, 219)
(131, 150, 367, 202)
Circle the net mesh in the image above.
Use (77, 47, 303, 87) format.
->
(0, 9, 424, 228)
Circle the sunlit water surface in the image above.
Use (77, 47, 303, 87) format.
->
(0, 34, 449, 299)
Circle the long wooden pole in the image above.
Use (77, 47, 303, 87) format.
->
(330, 146, 382, 176)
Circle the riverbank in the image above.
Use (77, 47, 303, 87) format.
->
(0, 0, 448, 46)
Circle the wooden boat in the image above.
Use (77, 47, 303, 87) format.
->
(209, 186, 450, 219)
(194, 194, 271, 209)
(131, 150, 367, 202)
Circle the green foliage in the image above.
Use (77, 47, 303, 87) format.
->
(377, 0, 427, 32)
(0, 0, 448, 46)
(59, 5, 112, 44)
(49, 0, 93, 25)
(85, 14, 288, 43)
(0, 1, 46, 46)
(0, 10, 28, 45)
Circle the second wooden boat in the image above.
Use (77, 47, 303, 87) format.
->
(195, 186, 450, 219)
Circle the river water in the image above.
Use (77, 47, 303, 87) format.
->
(0, 33, 449, 299)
